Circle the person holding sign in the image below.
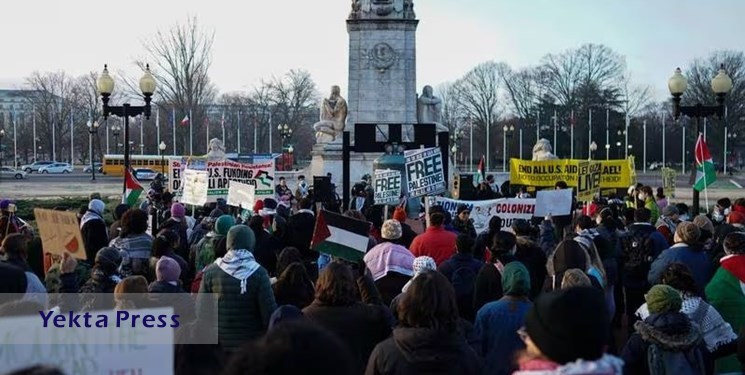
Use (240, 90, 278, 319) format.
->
(1, 234, 48, 308)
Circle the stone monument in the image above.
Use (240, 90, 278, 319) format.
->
(205, 138, 227, 160)
(532, 138, 559, 161)
(417, 85, 449, 133)
(313, 85, 348, 144)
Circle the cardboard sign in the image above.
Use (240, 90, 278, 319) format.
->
(373, 169, 402, 205)
(0, 307, 174, 374)
(426, 197, 536, 232)
(404, 147, 446, 197)
(181, 169, 209, 206)
(534, 189, 573, 217)
(577, 161, 601, 202)
(510, 158, 635, 188)
(169, 158, 275, 202)
(661, 167, 677, 198)
(34, 208, 86, 260)
(227, 181, 256, 209)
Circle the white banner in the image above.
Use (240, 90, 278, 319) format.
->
(534, 188, 573, 217)
(181, 169, 209, 206)
(405, 147, 446, 197)
(374, 169, 402, 205)
(169, 158, 275, 203)
(426, 197, 537, 232)
(227, 181, 256, 209)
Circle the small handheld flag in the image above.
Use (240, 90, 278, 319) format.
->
(693, 134, 716, 192)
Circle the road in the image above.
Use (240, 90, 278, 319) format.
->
(0, 172, 128, 199)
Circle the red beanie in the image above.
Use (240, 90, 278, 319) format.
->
(253, 200, 264, 214)
(393, 207, 407, 223)
(733, 204, 745, 215)
(729, 211, 745, 225)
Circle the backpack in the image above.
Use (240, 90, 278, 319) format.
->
(450, 264, 478, 299)
(621, 229, 655, 284)
(646, 342, 706, 375)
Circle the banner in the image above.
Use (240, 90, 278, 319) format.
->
(181, 169, 209, 206)
(405, 147, 446, 197)
(534, 189, 573, 217)
(426, 197, 536, 232)
(227, 181, 256, 208)
(509, 158, 635, 189)
(374, 169, 402, 205)
(169, 158, 275, 203)
(661, 167, 677, 198)
(577, 161, 601, 202)
(34, 209, 86, 260)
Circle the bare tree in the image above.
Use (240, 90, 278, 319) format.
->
(264, 69, 320, 156)
(437, 82, 462, 133)
(618, 74, 652, 120)
(137, 16, 217, 155)
(683, 50, 745, 130)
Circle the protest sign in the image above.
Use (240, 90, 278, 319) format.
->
(374, 169, 402, 205)
(34, 208, 86, 260)
(426, 197, 536, 231)
(0, 307, 175, 374)
(509, 158, 635, 189)
(227, 180, 256, 208)
(181, 169, 209, 206)
(169, 158, 275, 203)
(661, 167, 677, 198)
(405, 147, 446, 197)
(534, 189, 573, 217)
(577, 161, 601, 202)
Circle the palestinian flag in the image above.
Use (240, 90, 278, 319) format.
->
(474, 155, 485, 185)
(693, 134, 716, 192)
(311, 210, 371, 262)
(180, 115, 190, 126)
(123, 168, 144, 206)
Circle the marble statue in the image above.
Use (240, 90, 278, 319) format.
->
(532, 138, 559, 161)
(313, 85, 348, 143)
(417, 85, 448, 133)
(349, 0, 414, 19)
(206, 138, 227, 160)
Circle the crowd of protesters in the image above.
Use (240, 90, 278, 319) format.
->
(1, 177, 745, 375)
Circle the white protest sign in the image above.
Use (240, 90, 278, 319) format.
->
(426, 197, 537, 232)
(227, 180, 256, 208)
(0, 307, 175, 374)
(181, 169, 209, 206)
(405, 147, 446, 197)
(169, 158, 276, 202)
(534, 188, 573, 217)
(374, 169, 402, 205)
(34, 208, 87, 260)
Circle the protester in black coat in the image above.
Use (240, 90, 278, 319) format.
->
(512, 219, 548, 299)
(80, 199, 109, 265)
(473, 231, 516, 313)
(366, 271, 482, 375)
(285, 198, 317, 264)
(472, 216, 502, 262)
(249, 216, 281, 276)
(148, 257, 195, 324)
(272, 262, 315, 309)
(438, 234, 483, 322)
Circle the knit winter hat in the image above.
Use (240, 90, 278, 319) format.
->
(675, 222, 700, 244)
(456, 204, 470, 215)
(95, 247, 123, 268)
(728, 211, 745, 225)
(412, 256, 436, 274)
(88, 199, 105, 215)
(0, 199, 10, 210)
(393, 206, 407, 223)
(171, 203, 186, 219)
(215, 215, 236, 235)
(692, 214, 714, 234)
(525, 286, 608, 365)
(209, 208, 224, 219)
(645, 284, 682, 314)
(381, 219, 402, 240)
(502, 261, 531, 296)
(89, 192, 102, 200)
(156, 257, 181, 282)
(661, 205, 679, 217)
(227, 225, 256, 251)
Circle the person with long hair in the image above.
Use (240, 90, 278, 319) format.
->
(366, 270, 482, 374)
(473, 231, 517, 312)
(273, 262, 315, 309)
(544, 240, 601, 292)
(303, 261, 392, 373)
(149, 229, 188, 284)
(109, 209, 153, 277)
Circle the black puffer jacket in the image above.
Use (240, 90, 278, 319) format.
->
(148, 281, 196, 324)
(365, 327, 482, 375)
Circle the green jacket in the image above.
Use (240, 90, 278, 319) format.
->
(196, 264, 277, 351)
(195, 234, 225, 271)
(705, 264, 745, 373)
(645, 198, 660, 224)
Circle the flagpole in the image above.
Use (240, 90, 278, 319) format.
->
(682, 125, 686, 175)
(172, 108, 176, 156)
(643, 120, 647, 174)
(269, 111, 273, 154)
(519, 128, 523, 159)
(105, 117, 110, 154)
(189, 109, 193, 156)
(70, 112, 74, 166)
(570, 110, 574, 159)
(221, 110, 226, 144)
(13, 110, 18, 169)
(703, 118, 707, 140)
(553, 109, 557, 155)
(605, 108, 609, 160)
(536, 110, 540, 142)
(140, 115, 144, 155)
(206, 113, 210, 150)
(662, 112, 666, 168)
(724, 106, 729, 175)
(156, 107, 160, 156)
(588, 109, 592, 160)
(624, 113, 629, 159)
(237, 110, 242, 154)
(253, 115, 258, 154)
(32, 107, 37, 161)
(699, 134, 709, 213)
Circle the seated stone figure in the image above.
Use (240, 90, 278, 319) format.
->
(532, 138, 559, 161)
(313, 86, 348, 144)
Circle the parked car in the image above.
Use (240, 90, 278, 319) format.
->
(20, 161, 55, 173)
(39, 163, 73, 174)
(0, 167, 27, 179)
(134, 168, 158, 181)
(82, 163, 103, 173)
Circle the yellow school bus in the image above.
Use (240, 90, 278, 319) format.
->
(102, 154, 169, 176)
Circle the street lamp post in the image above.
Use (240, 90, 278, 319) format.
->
(159, 141, 166, 174)
(98, 64, 156, 196)
(0, 129, 5, 177)
(604, 143, 610, 160)
(278, 124, 292, 171)
(668, 65, 733, 215)
(726, 132, 737, 174)
(87, 120, 100, 181)
(503, 125, 514, 172)
(590, 141, 597, 160)
(451, 145, 458, 170)
(112, 123, 122, 154)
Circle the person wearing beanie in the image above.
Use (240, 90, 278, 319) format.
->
(438, 233, 484, 321)
(473, 231, 519, 313)
(452, 204, 477, 238)
(160, 203, 190, 260)
(727, 210, 745, 228)
(400, 256, 436, 293)
(149, 257, 196, 324)
(80, 198, 109, 265)
(473, 215, 503, 262)
(248, 214, 283, 277)
(655, 205, 679, 246)
(392, 206, 417, 249)
(409, 211, 457, 266)
(622, 284, 707, 375)
(195, 215, 235, 272)
(197, 224, 277, 351)
(649, 222, 711, 292)
(474, 262, 532, 375)
(513, 287, 622, 374)
(706, 231, 745, 373)
(78, 247, 124, 311)
(363, 219, 416, 306)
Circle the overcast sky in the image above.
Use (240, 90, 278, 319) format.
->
(1, 0, 743, 101)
